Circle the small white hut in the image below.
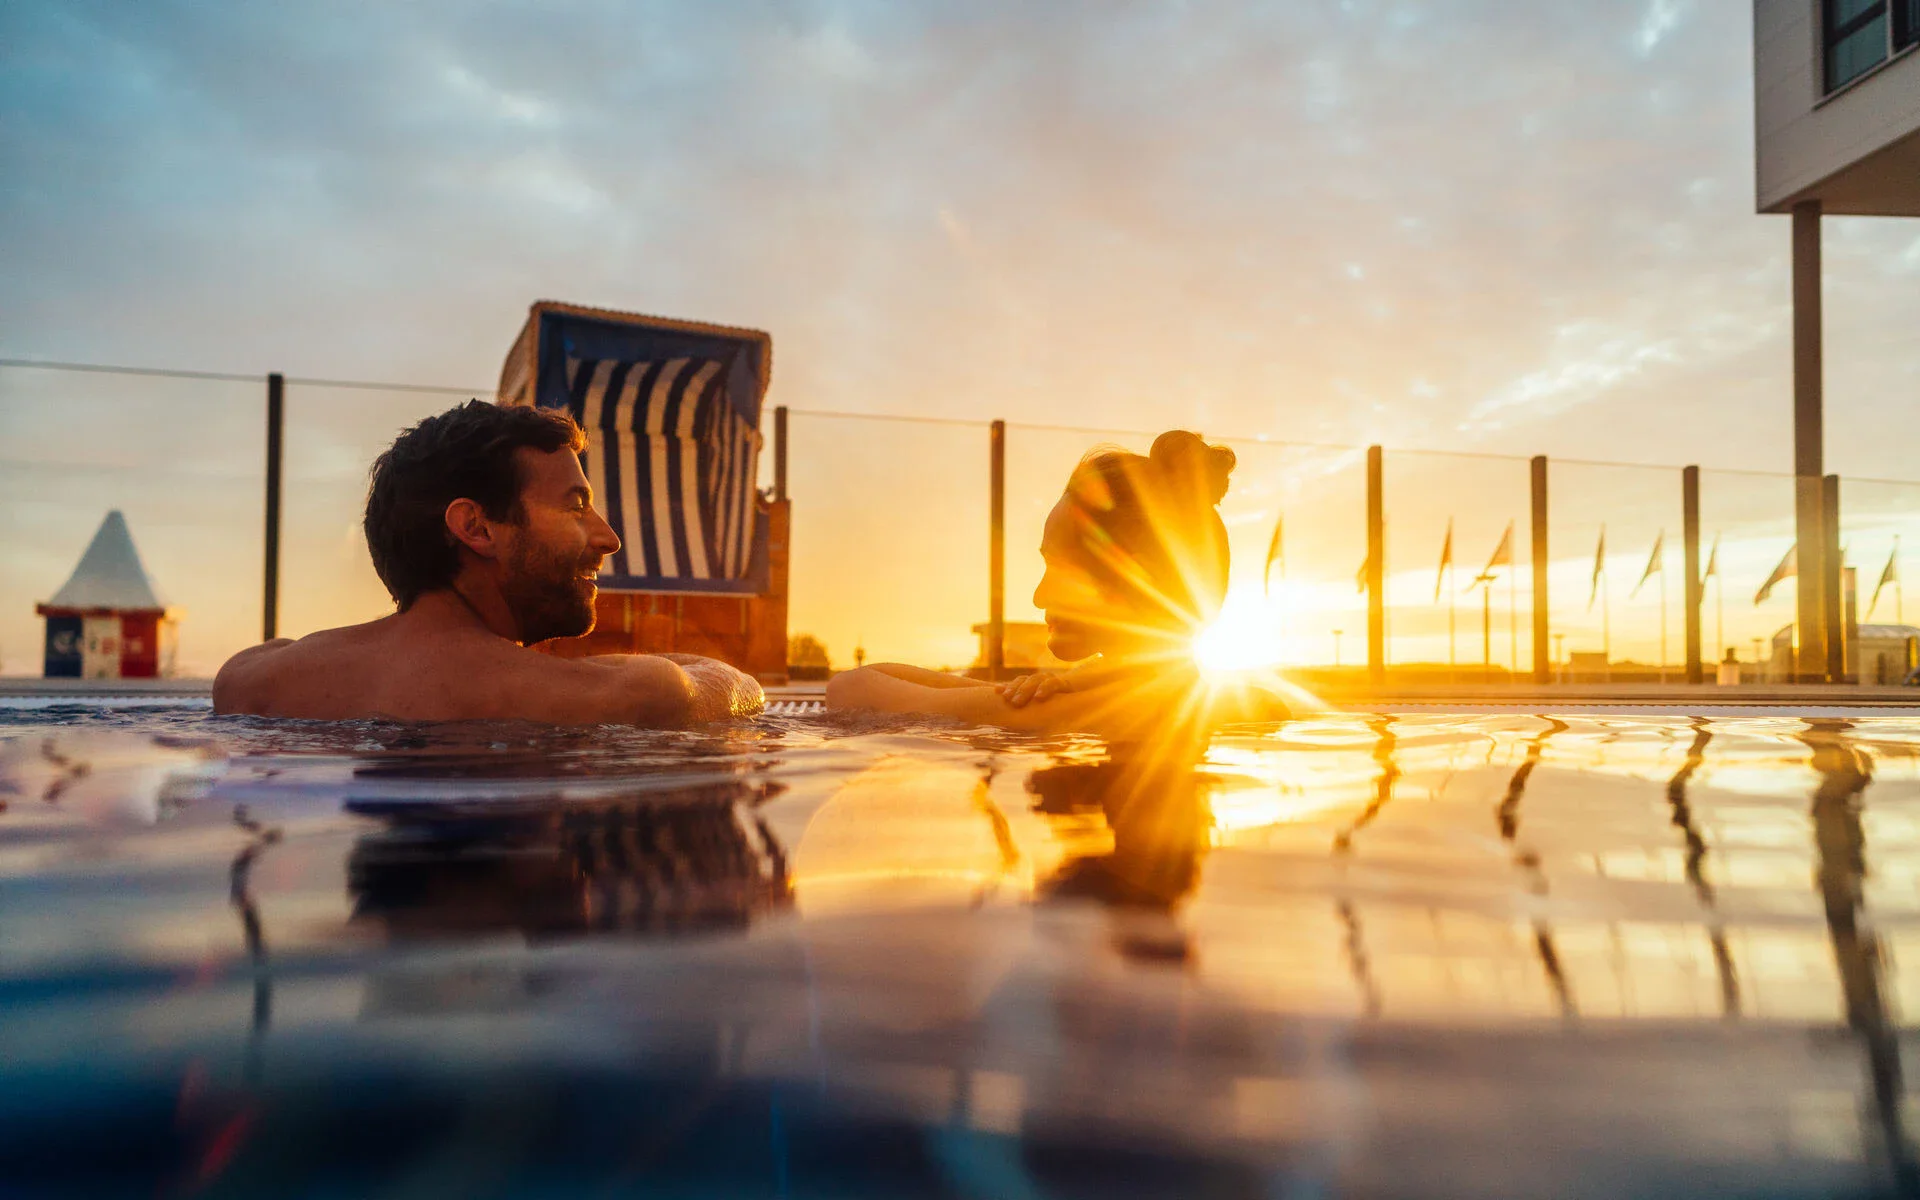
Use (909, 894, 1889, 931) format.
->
(35, 511, 178, 679)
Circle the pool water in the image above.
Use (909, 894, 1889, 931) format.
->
(3, 704, 1918, 1198)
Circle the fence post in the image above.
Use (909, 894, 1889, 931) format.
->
(1683, 465, 1703, 684)
(1531, 456, 1549, 684)
(1366, 446, 1384, 683)
(989, 420, 1006, 680)
(263, 372, 284, 643)
(1824, 473, 1844, 683)
(773, 406, 788, 502)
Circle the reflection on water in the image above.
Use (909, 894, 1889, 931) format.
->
(1802, 719, 1918, 1190)
(346, 779, 791, 939)
(4, 708, 1920, 1196)
(1666, 717, 1742, 1019)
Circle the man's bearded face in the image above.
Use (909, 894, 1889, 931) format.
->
(499, 515, 602, 644)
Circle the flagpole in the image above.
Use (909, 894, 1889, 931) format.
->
(1659, 564, 1668, 685)
(1715, 570, 1724, 666)
(1603, 572, 1612, 682)
(1480, 574, 1494, 676)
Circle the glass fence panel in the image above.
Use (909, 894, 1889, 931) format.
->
(9, 359, 1917, 690)
(1547, 461, 1685, 678)
(1384, 451, 1534, 679)
(784, 413, 988, 673)
(1698, 469, 1797, 678)
(0, 365, 264, 677)
(1841, 478, 1920, 685)
(279, 383, 473, 644)
(1210, 437, 1367, 669)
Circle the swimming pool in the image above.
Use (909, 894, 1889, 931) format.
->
(3, 703, 1917, 1197)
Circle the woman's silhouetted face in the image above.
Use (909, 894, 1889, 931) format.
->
(1034, 497, 1122, 661)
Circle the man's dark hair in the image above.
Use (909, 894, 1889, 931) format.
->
(364, 400, 587, 609)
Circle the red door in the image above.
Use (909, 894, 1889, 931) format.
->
(119, 612, 160, 678)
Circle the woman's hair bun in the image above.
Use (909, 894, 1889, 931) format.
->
(1149, 430, 1235, 506)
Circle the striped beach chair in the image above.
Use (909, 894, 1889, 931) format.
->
(497, 302, 789, 678)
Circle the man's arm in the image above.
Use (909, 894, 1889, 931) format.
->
(583, 653, 764, 725)
(669, 655, 765, 722)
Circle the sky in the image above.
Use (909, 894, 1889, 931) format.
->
(3, 0, 1918, 675)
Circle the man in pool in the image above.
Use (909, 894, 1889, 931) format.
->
(213, 401, 763, 725)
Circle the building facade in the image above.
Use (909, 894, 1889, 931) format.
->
(1754, 0, 1919, 680)
(1757, 0, 1920, 215)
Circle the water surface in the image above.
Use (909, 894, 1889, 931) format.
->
(3, 704, 1918, 1197)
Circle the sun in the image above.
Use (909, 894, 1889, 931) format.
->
(1193, 585, 1287, 676)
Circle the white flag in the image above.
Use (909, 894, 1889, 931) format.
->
(1588, 526, 1606, 611)
(1869, 537, 1900, 619)
(1755, 544, 1796, 605)
(1263, 514, 1284, 594)
(1483, 522, 1513, 575)
(1631, 531, 1664, 599)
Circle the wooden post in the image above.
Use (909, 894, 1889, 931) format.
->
(773, 405, 788, 503)
(989, 420, 1006, 680)
(1793, 201, 1828, 682)
(1683, 465, 1703, 684)
(1530, 456, 1549, 684)
(263, 372, 284, 642)
(1366, 445, 1384, 684)
(1824, 473, 1844, 683)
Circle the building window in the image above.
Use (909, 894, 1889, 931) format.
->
(1897, 0, 1919, 50)
(1827, 0, 1890, 91)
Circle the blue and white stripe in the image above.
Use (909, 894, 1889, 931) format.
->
(561, 354, 762, 586)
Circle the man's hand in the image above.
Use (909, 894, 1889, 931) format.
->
(674, 655, 765, 721)
(996, 670, 1076, 709)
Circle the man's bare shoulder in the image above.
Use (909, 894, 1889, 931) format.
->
(210, 617, 737, 726)
(211, 619, 398, 716)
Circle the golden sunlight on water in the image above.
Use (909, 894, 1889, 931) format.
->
(756, 713, 1920, 1031)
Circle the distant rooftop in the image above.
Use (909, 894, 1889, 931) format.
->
(1859, 624, 1920, 639)
(42, 510, 167, 611)
(1772, 622, 1919, 641)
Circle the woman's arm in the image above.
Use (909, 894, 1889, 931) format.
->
(824, 664, 982, 712)
(864, 663, 994, 689)
(826, 663, 1152, 734)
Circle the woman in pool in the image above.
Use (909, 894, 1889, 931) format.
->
(827, 430, 1287, 733)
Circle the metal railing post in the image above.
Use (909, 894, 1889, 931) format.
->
(1824, 473, 1844, 682)
(263, 372, 283, 642)
(1683, 465, 1703, 684)
(989, 420, 1006, 680)
(773, 405, 788, 502)
(1366, 445, 1384, 683)
(1531, 455, 1550, 684)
